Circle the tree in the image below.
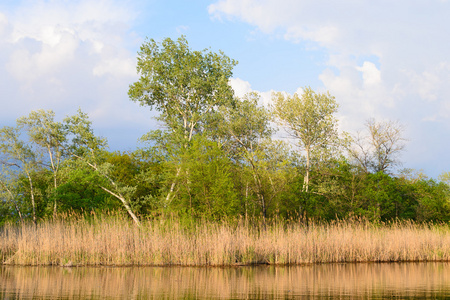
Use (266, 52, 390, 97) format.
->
(104, 150, 163, 215)
(63, 110, 141, 226)
(218, 92, 293, 220)
(17, 110, 66, 216)
(128, 36, 237, 205)
(174, 135, 240, 220)
(408, 178, 450, 222)
(220, 93, 272, 217)
(272, 87, 340, 192)
(438, 171, 450, 186)
(347, 119, 406, 174)
(51, 161, 114, 214)
(0, 165, 24, 221)
(128, 36, 237, 144)
(0, 125, 39, 224)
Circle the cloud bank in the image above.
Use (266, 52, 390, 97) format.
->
(0, 0, 153, 149)
(210, 0, 450, 177)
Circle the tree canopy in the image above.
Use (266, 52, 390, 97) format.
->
(272, 87, 340, 192)
(129, 36, 237, 144)
(2, 36, 448, 226)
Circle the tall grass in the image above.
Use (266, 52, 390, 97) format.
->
(1, 214, 450, 266)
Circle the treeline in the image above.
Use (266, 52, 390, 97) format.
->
(1, 36, 450, 226)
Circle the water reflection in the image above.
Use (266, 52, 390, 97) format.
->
(1, 262, 450, 299)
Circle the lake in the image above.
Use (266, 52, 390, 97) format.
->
(1, 262, 450, 299)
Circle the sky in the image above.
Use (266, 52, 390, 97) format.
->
(0, 0, 449, 179)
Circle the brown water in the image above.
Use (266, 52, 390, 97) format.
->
(1, 262, 450, 299)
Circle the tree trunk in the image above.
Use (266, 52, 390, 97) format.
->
(48, 145, 59, 217)
(53, 173, 58, 217)
(303, 146, 310, 192)
(26, 173, 37, 225)
(68, 152, 141, 227)
(1, 181, 23, 222)
(165, 167, 181, 207)
(100, 186, 141, 227)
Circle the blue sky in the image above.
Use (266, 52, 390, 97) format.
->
(1, 0, 449, 178)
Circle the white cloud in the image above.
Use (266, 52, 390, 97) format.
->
(356, 62, 381, 87)
(259, 90, 275, 108)
(1, 1, 137, 99)
(6, 30, 79, 82)
(5, 0, 137, 81)
(230, 77, 274, 108)
(405, 62, 450, 103)
(176, 25, 190, 34)
(93, 56, 136, 78)
(229, 77, 252, 98)
(284, 25, 340, 46)
(210, 0, 450, 176)
(0, 12, 8, 36)
(0, 0, 149, 150)
(294, 87, 304, 95)
(208, 0, 450, 116)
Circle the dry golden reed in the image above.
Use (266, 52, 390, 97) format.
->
(1, 214, 450, 266)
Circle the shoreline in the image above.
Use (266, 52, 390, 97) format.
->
(3, 259, 450, 268)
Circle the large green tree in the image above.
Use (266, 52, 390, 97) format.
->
(63, 110, 141, 226)
(218, 93, 293, 220)
(128, 36, 237, 143)
(272, 87, 340, 192)
(0, 164, 24, 221)
(18, 110, 66, 216)
(128, 36, 237, 206)
(0, 125, 39, 224)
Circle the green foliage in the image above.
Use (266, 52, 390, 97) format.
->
(129, 36, 237, 141)
(51, 166, 112, 213)
(1, 36, 449, 226)
(0, 123, 40, 223)
(413, 179, 450, 222)
(63, 109, 108, 159)
(1, 106, 449, 224)
(272, 87, 339, 149)
(173, 135, 240, 220)
(272, 87, 341, 192)
(216, 92, 289, 219)
(105, 151, 164, 215)
(356, 172, 404, 221)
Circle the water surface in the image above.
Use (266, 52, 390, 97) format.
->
(1, 262, 450, 299)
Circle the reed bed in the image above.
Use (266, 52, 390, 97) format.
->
(1, 214, 450, 266)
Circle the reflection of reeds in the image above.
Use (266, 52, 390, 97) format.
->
(1, 215, 450, 266)
(1, 263, 450, 299)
